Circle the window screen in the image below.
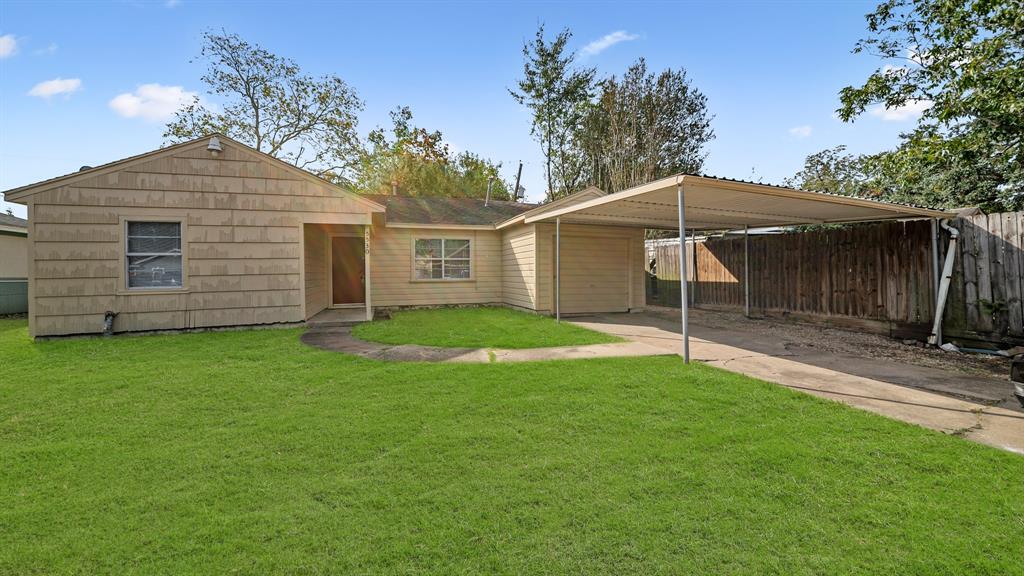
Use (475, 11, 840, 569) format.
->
(126, 221, 183, 289)
(414, 238, 471, 280)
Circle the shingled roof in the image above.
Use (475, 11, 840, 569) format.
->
(366, 195, 537, 226)
(0, 213, 28, 229)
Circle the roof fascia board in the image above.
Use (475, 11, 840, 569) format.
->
(523, 175, 680, 224)
(686, 176, 951, 218)
(495, 187, 609, 228)
(3, 134, 386, 213)
(385, 222, 496, 230)
(525, 173, 951, 224)
(0, 225, 28, 236)
(3, 138, 210, 202)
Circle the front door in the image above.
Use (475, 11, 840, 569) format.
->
(331, 235, 365, 306)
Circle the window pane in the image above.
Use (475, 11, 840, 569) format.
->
(128, 235, 181, 254)
(444, 260, 471, 279)
(414, 258, 443, 280)
(415, 239, 442, 258)
(128, 221, 180, 238)
(128, 255, 183, 288)
(444, 239, 470, 258)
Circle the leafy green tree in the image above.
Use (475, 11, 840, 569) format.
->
(356, 107, 511, 200)
(837, 0, 1023, 210)
(510, 26, 596, 200)
(165, 31, 363, 182)
(581, 58, 714, 193)
(784, 146, 875, 197)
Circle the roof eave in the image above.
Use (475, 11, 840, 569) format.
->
(525, 173, 953, 224)
(2, 134, 387, 213)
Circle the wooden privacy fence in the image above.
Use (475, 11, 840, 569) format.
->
(645, 213, 1024, 347)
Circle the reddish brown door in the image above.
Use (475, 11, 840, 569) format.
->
(331, 236, 365, 305)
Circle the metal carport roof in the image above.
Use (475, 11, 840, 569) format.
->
(524, 174, 950, 230)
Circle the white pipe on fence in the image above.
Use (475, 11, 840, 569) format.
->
(928, 219, 960, 347)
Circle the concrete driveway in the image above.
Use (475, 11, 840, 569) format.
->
(570, 308, 1024, 455)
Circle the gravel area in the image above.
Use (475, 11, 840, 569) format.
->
(688, 308, 1009, 380)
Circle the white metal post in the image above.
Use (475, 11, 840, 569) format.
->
(744, 225, 750, 318)
(930, 218, 941, 343)
(677, 184, 690, 363)
(555, 216, 561, 323)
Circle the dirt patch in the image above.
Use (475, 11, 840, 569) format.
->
(688, 308, 1009, 380)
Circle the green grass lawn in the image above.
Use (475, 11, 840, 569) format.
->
(1, 317, 1023, 575)
(352, 306, 623, 348)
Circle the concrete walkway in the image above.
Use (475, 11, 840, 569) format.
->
(300, 326, 669, 363)
(570, 309, 1024, 454)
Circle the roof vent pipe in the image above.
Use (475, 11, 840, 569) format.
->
(513, 161, 523, 202)
(391, 180, 398, 196)
(928, 219, 960, 347)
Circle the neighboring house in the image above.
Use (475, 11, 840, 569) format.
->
(0, 213, 29, 314)
(3, 135, 646, 337)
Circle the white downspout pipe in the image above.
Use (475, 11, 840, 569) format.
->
(677, 183, 690, 363)
(555, 216, 561, 323)
(930, 219, 940, 338)
(928, 219, 960, 347)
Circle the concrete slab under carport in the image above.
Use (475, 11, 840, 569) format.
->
(569, 308, 1024, 455)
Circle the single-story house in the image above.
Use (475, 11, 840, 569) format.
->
(3, 135, 646, 337)
(0, 212, 29, 314)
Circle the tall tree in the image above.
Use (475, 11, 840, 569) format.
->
(510, 26, 596, 200)
(581, 58, 714, 192)
(356, 107, 511, 200)
(165, 31, 363, 183)
(837, 0, 1023, 210)
(784, 145, 875, 197)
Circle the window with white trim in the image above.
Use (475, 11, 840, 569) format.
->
(414, 238, 471, 280)
(126, 221, 183, 289)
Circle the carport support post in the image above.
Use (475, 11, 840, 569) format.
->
(677, 183, 690, 363)
(744, 225, 750, 318)
(555, 216, 561, 323)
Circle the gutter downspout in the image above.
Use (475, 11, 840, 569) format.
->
(928, 219, 960, 347)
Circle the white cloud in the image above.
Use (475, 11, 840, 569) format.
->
(34, 42, 58, 55)
(28, 77, 82, 99)
(868, 99, 932, 122)
(580, 30, 639, 57)
(0, 34, 17, 58)
(109, 83, 196, 121)
(882, 64, 907, 76)
(788, 125, 812, 138)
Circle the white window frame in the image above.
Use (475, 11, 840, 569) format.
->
(121, 218, 188, 293)
(411, 237, 473, 282)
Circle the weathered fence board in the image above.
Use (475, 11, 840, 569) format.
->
(646, 213, 1024, 347)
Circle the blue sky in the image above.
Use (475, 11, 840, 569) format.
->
(0, 0, 920, 218)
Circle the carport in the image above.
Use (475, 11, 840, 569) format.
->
(524, 174, 952, 363)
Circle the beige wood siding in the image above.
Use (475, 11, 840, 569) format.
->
(0, 233, 28, 279)
(370, 226, 502, 307)
(534, 223, 645, 314)
(304, 224, 329, 318)
(500, 224, 536, 310)
(27, 139, 373, 336)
